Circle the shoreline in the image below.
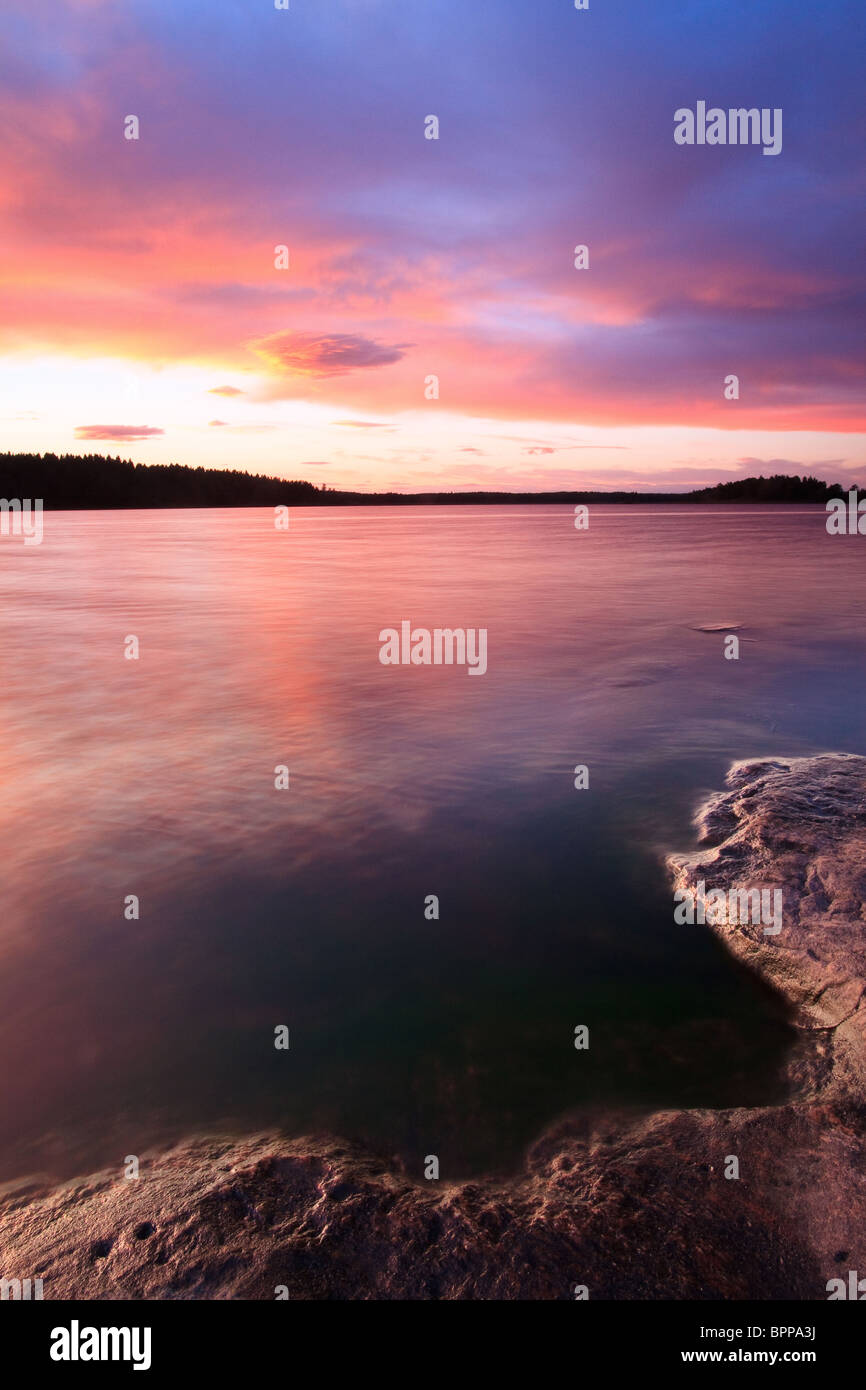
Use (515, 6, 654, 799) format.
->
(2, 754, 865, 1299)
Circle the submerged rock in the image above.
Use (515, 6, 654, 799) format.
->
(2, 755, 865, 1300)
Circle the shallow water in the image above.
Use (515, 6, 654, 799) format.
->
(0, 504, 864, 1181)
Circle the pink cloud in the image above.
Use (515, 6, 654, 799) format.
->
(208, 386, 246, 396)
(203, 423, 276, 434)
(74, 424, 164, 440)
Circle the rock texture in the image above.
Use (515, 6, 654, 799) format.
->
(668, 754, 866, 1098)
(2, 754, 865, 1300)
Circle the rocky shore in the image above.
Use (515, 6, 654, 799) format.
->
(2, 754, 865, 1299)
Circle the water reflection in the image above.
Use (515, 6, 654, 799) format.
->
(0, 506, 863, 1179)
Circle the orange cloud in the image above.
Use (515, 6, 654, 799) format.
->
(333, 419, 395, 430)
(250, 331, 410, 379)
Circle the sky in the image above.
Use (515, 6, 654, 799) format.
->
(0, 0, 863, 492)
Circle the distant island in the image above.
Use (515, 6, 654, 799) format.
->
(0, 452, 858, 508)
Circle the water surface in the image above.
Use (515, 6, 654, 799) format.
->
(1, 505, 864, 1180)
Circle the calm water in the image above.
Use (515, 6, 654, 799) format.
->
(1, 505, 864, 1183)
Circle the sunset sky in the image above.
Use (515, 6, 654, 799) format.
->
(1, 0, 863, 492)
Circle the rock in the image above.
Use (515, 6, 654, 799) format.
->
(2, 755, 865, 1300)
(668, 754, 866, 1088)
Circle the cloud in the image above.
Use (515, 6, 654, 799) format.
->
(250, 332, 410, 378)
(74, 425, 164, 441)
(522, 443, 627, 454)
(399, 456, 864, 493)
(4, 1, 865, 452)
(332, 419, 395, 429)
(208, 419, 227, 426)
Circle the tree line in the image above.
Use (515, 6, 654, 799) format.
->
(0, 453, 855, 507)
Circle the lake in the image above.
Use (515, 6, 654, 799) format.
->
(1, 504, 864, 1182)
